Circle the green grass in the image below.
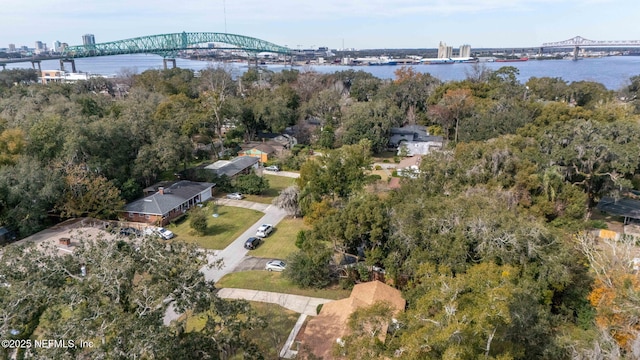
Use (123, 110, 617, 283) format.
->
(216, 271, 351, 300)
(244, 302, 299, 358)
(166, 204, 263, 250)
(184, 302, 299, 359)
(244, 174, 297, 204)
(250, 217, 310, 259)
(372, 151, 397, 162)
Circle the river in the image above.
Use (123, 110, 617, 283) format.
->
(6, 54, 640, 90)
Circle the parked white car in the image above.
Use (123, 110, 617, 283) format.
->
(265, 260, 286, 272)
(156, 227, 174, 240)
(256, 224, 274, 238)
(145, 226, 174, 240)
(226, 192, 244, 200)
(264, 165, 280, 172)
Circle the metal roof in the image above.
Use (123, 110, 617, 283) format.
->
(204, 156, 259, 177)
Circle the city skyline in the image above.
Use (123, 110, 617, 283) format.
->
(2, 0, 640, 50)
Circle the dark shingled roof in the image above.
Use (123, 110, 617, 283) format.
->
(597, 197, 640, 220)
(124, 181, 215, 216)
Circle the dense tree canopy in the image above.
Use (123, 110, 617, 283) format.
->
(2, 63, 640, 358)
(0, 235, 263, 359)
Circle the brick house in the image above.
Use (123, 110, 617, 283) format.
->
(123, 181, 215, 226)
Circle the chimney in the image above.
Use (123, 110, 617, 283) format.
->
(158, 187, 164, 195)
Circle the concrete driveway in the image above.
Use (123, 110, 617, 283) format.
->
(263, 169, 300, 178)
(200, 204, 288, 283)
(232, 256, 273, 272)
(164, 201, 288, 325)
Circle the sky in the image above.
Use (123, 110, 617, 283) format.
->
(2, 0, 640, 50)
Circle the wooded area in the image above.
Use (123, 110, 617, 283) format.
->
(2, 64, 640, 358)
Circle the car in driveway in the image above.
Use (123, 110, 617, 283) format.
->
(256, 224, 274, 238)
(244, 237, 262, 250)
(156, 227, 174, 240)
(264, 165, 279, 172)
(265, 260, 286, 272)
(226, 192, 244, 200)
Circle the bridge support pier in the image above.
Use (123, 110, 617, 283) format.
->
(60, 59, 76, 73)
(163, 58, 176, 70)
(573, 46, 580, 61)
(31, 60, 42, 72)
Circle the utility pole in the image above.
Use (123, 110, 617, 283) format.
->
(223, 0, 227, 33)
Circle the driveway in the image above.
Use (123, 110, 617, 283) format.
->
(164, 201, 288, 325)
(232, 256, 273, 272)
(200, 204, 288, 283)
(263, 170, 300, 178)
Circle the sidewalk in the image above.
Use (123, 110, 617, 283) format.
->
(216, 288, 332, 316)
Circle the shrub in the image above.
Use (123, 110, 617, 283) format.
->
(233, 173, 269, 195)
(295, 230, 307, 249)
(189, 207, 208, 235)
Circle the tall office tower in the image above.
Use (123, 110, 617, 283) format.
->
(53, 40, 61, 52)
(35, 41, 45, 54)
(8, 44, 15, 52)
(82, 34, 96, 46)
(459, 44, 471, 58)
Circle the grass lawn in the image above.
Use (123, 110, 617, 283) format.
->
(369, 169, 390, 181)
(244, 174, 297, 204)
(250, 217, 310, 259)
(166, 204, 263, 250)
(185, 302, 299, 358)
(216, 270, 351, 300)
(372, 150, 398, 162)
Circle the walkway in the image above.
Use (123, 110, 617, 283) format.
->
(217, 288, 333, 359)
(217, 288, 332, 316)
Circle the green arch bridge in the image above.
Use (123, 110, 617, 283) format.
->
(61, 32, 291, 59)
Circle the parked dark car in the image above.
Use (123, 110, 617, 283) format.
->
(244, 237, 262, 250)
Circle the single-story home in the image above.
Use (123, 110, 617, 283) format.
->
(204, 156, 260, 178)
(390, 125, 443, 156)
(238, 144, 277, 163)
(299, 280, 405, 359)
(123, 180, 215, 226)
